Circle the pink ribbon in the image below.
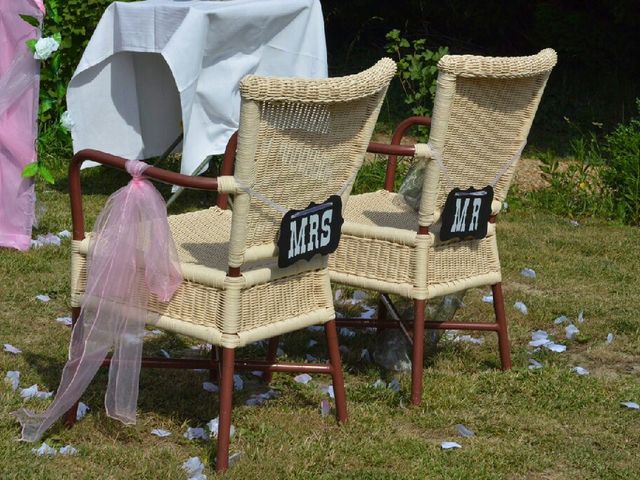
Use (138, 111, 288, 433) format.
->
(13, 160, 182, 440)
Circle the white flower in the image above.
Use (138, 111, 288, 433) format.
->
(34, 37, 60, 60)
(60, 111, 75, 131)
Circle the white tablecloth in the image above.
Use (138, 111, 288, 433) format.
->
(67, 0, 327, 174)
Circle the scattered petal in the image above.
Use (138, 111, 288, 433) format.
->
(456, 424, 475, 437)
(532, 330, 549, 341)
(202, 382, 218, 393)
(160, 349, 171, 358)
(352, 290, 366, 302)
(572, 366, 589, 376)
(565, 324, 580, 339)
(520, 268, 536, 279)
(20, 384, 39, 399)
(529, 339, 550, 347)
(151, 428, 172, 437)
(528, 359, 543, 369)
(334, 289, 343, 300)
(36, 294, 50, 302)
(372, 379, 386, 389)
(453, 334, 484, 345)
(360, 349, 371, 362)
(544, 342, 566, 353)
(182, 457, 205, 477)
(307, 326, 324, 332)
(294, 374, 312, 385)
(207, 417, 235, 438)
(388, 378, 401, 393)
(56, 316, 73, 326)
(553, 315, 568, 325)
(621, 401, 639, 410)
(76, 402, 90, 421)
(320, 399, 331, 416)
(5, 371, 20, 390)
(59, 445, 78, 455)
(339, 328, 356, 338)
(233, 375, 244, 391)
(514, 301, 528, 315)
(32, 442, 57, 456)
(320, 385, 335, 399)
(441, 441, 462, 450)
(361, 306, 376, 319)
(307, 339, 318, 348)
(305, 354, 319, 362)
(184, 427, 208, 440)
(4, 343, 22, 354)
(58, 230, 72, 238)
(482, 295, 493, 303)
(569, 220, 580, 227)
(577, 311, 585, 323)
(502, 201, 509, 211)
(607, 333, 614, 344)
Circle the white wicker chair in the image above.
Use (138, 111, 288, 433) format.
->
(329, 49, 557, 405)
(67, 58, 396, 472)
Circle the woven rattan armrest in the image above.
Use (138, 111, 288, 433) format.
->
(69, 149, 220, 241)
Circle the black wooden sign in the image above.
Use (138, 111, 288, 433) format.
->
(277, 195, 344, 268)
(439, 186, 494, 241)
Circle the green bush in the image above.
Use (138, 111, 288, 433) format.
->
(384, 29, 447, 139)
(529, 106, 640, 225)
(602, 101, 640, 225)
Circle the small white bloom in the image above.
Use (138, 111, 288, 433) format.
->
(60, 111, 75, 131)
(33, 37, 60, 61)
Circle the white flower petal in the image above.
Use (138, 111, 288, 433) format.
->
(544, 342, 566, 353)
(56, 316, 73, 326)
(5, 371, 20, 390)
(59, 445, 78, 455)
(151, 428, 172, 437)
(607, 333, 614, 344)
(456, 424, 475, 437)
(294, 374, 312, 385)
(520, 268, 536, 279)
(35, 295, 50, 302)
(621, 401, 639, 410)
(572, 366, 589, 376)
(441, 441, 462, 450)
(553, 315, 568, 325)
(76, 402, 90, 421)
(32, 442, 57, 456)
(565, 324, 580, 339)
(202, 382, 218, 393)
(514, 301, 528, 315)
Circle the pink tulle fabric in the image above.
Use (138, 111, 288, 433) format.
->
(13, 160, 182, 441)
(0, 0, 43, 251)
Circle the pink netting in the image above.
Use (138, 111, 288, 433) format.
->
(13, 160, 182, 441)
(0, 0, 43, 251)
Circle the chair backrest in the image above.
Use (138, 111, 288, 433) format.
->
(227, 58, 396, 268)
(418, 49, 557, 227)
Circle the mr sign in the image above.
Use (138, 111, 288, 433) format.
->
(439, 186, 494, 241)
(277, 195, 344, 268)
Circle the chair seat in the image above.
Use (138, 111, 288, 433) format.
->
(71, 206, 334, 347)
(329, 190, 502, 299)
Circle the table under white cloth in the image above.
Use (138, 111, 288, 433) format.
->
(67, 0, 327, 174)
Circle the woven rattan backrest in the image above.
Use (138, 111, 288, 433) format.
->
(227, 58, 396, 267)
(420, 49, 556, 226)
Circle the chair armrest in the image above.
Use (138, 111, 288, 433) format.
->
(69, 149, 220, 241)
(379, 116, 431, 192)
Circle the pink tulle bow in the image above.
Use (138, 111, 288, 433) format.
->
(13, 160, 182, 440)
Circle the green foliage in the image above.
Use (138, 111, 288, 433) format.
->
(530, 105, 640, 226)
(384, 30, 448, 120)
(601, 101, 640, 225)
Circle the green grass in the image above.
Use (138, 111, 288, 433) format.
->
(1, 163, 640, 479)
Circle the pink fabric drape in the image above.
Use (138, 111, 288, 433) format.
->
(0, 0, 43, 251)
(13, 160, 182, 441)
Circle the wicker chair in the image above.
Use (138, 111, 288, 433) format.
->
(66, 58, 396, 472)
(329, 49, 557, 405)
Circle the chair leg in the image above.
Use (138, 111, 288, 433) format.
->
(263, 336, 280, 384)
(411, 299, 426, 406)
(216, 347, 235, 473)
(491, 283, 512, 370)
(63, 307, 81, 427)
(324, 320, 347, 423)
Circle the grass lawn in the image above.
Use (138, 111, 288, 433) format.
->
(1, 161, 639, 479)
